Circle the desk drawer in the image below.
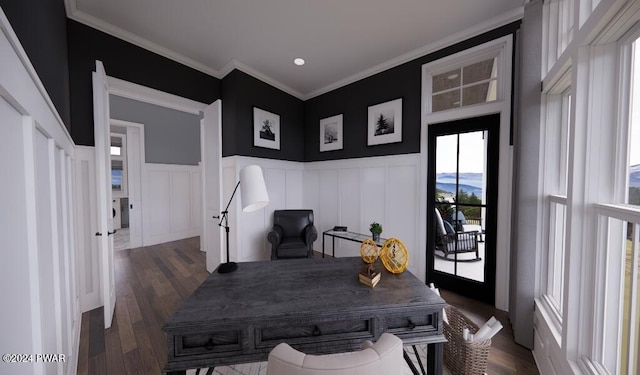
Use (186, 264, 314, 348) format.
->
(173, 329, 242, 357)
(256, 318, 373, 347)
(386, 310, 439, 337)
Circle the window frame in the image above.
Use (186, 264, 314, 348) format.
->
(537, 67, 572, 339)
(110, 133, 127, 197)
(423, 39, 508, 114)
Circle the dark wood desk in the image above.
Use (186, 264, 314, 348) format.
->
(163, 257, 446, 374)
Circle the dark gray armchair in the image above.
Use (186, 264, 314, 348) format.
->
(434, 208, 480, 262)
(268, 210, 317, 260)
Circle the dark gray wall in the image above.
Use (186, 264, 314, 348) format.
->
(222, 70, 305, 161)
(110, 95, 201, 165)
(0, 0, 71, 129)
(303, 22, 521, 162)
(67, 19, 220, 146)
(510, 0, 543, 349)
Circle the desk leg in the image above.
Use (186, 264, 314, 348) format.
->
(427, 342, 444, 375)
(332, 237, 335, 258)
(403, 349, 421, 375)
(322, 234, 325, 258)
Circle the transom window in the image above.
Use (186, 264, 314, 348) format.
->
(430, 56, 499, 112)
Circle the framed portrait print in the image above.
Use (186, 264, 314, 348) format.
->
(367, 98, 402, 146)
(253, 107, 280, 150)
(319, 114, 343, 152)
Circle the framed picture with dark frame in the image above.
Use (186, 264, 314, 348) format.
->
(367, 98, 402, 146)
(319, 114, 343, 152)
(253, 107, 280, 150)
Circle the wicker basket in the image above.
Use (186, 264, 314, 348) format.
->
(443, 305, 491, 375)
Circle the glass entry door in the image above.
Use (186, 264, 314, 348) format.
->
(427, 114, 499, 304)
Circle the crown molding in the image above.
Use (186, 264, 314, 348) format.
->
(65, 1, 219, 77)
(65, 1, 522, 102)
(303, 7, 524, 100)
(220, 59, 305, 100)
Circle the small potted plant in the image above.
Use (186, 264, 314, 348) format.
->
(370, 222, 382, 242)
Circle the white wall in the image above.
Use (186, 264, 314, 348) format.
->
(222, 156, 305, 262)
(304, 155, 424, 279)
(142, 163, 201, 246)
(224, 155, 424, 279)
(0, 11, 80, 375)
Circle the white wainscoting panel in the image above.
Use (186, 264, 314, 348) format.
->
(304, 155, 424, 279)
(34, 130, 60, 375)
(191, 170, 202, 234)
(0, 14, 81, 373)
(318, 169, 340, 240)
(222, 155, 424, 278)
(303, 170, 321, 223)
(170, 171, 192, 233)
(143, 163, 201, 246)
(386, 165, 419, 272)
(533, 302, 572, 375)
(338, 169, 361, 256)
(286, 168, 304, 208)
(0, 97, 39, 375)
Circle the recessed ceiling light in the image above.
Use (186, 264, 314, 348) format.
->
(294, 58, 305, 66)
(448, 74, 459, 80)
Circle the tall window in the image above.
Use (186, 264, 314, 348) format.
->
(541, 74, 571, 329)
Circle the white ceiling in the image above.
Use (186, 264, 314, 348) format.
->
(67, 0, 523, 99)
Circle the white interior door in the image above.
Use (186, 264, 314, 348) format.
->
(202, 100, 223, 272)
(126, 124, 144, 248)
(92, 60, 116, 328)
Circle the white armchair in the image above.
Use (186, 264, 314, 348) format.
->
(266, 333, 403, 375)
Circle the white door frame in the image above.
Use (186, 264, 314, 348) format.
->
(95, 70, 219, 264)
(202, 100, 223, 272)
(419, 36, 514, 310)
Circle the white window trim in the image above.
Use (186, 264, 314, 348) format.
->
(536, 65, 572, 340)
(592, 204, 640, 373)
(423, 36, 510, 115)
(587, 25, 640, 374)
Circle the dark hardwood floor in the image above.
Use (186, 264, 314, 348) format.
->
(78, 238, 539, 374)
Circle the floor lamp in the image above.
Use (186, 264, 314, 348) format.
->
(217, 165, 270, 273)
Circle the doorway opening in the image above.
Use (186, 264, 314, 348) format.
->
(110, 121, 144, 251)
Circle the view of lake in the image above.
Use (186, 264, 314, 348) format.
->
(436, 172, 483, 196)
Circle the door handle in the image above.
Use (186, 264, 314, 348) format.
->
(108, 230, 117, 236)
(95, 232, 102, 236)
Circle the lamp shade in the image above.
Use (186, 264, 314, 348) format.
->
(239, 165, 270, 212)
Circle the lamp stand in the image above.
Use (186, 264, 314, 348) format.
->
(217, 181, 240, 274)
